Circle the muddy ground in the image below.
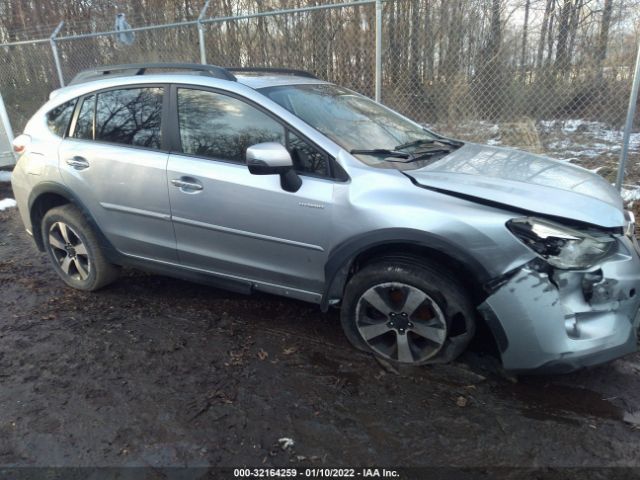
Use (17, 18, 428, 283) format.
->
(1, 180, 640, 478)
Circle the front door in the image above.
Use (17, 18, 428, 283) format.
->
(167, 87, 335, 296)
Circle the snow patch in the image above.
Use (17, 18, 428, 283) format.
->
(539, 119, 640, 161)
(0, 198, 16, 210)
(621, 186, 640, 203)
(0, 171, 12, 182)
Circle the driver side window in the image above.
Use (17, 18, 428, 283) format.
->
(177, 88, 331, 177)
(177, 88, 284, 163)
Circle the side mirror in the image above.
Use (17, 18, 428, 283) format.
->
(246, 142, 302, 193)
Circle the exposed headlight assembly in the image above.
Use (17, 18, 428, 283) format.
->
(507, 217, 616, 270)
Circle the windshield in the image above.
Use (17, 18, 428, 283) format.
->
(259, 83, 439, 165)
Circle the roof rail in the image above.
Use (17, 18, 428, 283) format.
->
(226, 67, 318, 79)
(69, 63, 237, 85)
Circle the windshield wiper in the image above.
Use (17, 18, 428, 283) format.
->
(411, 149, 453, 161)
(350, 148, 452, 163)
(349, 149, 412, 159)
(394, 137, 461, 150)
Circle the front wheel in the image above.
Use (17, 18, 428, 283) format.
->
(340, 259, 476, 366)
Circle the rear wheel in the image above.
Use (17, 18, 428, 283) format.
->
(42, 204, 119, 291)
(340, 259, 475, 365)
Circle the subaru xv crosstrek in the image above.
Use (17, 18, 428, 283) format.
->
(10, 63, 640, 373)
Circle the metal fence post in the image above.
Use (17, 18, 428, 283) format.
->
(0, 93, 14, 145)
(0, 92, 16, 166)
(198, 0, 211, 65)
(375, 0, 382, 102)
(616, 40, 640, 191)
(50, 21, 65, 87)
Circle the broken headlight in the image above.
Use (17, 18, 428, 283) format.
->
(507, 217, 615, 270)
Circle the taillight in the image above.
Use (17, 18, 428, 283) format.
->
(12, 134, 31, 154)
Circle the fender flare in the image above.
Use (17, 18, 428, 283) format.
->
(320, 228, 491, 311)
(28, 181, 78, 211)
(28, 181, 120, 262)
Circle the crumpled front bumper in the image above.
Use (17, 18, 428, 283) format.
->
(479, 235, 640, 373)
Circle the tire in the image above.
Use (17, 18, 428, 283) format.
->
(340, 258, 475, 366)
(42, 204, 120, 291)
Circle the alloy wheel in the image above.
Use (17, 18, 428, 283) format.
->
(355, 282, 447, 363)
(47, 222, 91, 281)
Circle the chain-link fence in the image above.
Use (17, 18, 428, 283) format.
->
(0, 0, 639, 188)
(380, 0, 640, 192)
(57, 23, 203, 82)
(201, 3, 376, 99)
(0, 39, 57, 137)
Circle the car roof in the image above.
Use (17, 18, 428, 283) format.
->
(234, 74, 328, 89)
(49, 72, 329, 103)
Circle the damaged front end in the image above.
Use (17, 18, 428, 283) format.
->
(479, 215, 640, 373)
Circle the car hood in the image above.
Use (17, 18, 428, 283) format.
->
(405, 143, 625, 228)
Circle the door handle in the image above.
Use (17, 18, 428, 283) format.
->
(66, 156, 90, 170)
(171, 178, 203, 191)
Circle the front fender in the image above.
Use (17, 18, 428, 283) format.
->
(320, 228, 492, 311)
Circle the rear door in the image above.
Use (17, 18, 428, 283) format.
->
(166, 86, 335, 297)
(58, 85, 177, 262)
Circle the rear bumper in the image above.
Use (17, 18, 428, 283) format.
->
(479, 236, 640, 373)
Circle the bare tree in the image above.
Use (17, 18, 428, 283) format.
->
(0, 0, 638, 130)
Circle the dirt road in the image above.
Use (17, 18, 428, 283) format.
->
(1, 180, 640, 477)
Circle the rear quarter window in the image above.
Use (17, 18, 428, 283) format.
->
(72, 95, 95, 140)
(46, 99, 77, 137)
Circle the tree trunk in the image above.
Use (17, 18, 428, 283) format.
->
(555, 0, 573, 77)
(566, 0, 583, 74)
(594, 0, 614, 80)
(519, 0, 530, 81)
(536, 0, 554, 72)
(476, 0, 504, 120)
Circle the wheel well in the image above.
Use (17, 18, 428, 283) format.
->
(343, 242, 501, 358)
(30, 193, 71, 250)
(349, 243, 486, 304)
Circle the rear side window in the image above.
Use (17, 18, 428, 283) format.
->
(72, 95, 95, 140)
(95, 87, 163, 149)
(47, 99, 76, 137)
(177, 88, 284, 162)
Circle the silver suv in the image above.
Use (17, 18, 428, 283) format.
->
(11, 63, 640, 373)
